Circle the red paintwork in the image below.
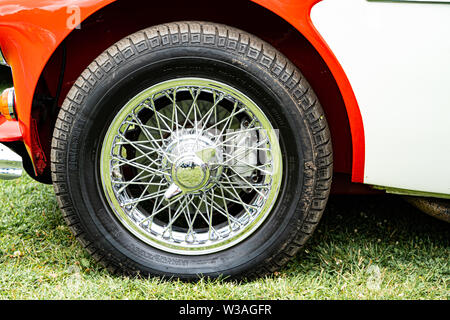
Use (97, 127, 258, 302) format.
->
(0, 117, 22, 142)
(0, 0, 115, 172)
(0, 0, 365, 183)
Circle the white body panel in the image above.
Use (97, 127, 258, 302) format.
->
(311, 0, 450, 196)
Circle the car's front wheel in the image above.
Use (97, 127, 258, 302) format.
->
(51, 21, 332, 279)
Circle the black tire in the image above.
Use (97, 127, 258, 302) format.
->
(51, 21, 333, 279)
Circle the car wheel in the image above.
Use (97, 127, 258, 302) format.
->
(51, 21, 333, 279)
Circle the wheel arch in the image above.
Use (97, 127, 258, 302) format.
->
(22, 0, 362, 183)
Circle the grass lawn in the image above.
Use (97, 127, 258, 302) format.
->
(0, 173, 448, 300)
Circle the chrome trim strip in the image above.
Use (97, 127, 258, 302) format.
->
(7, 88, 15, 119)
(372, 185, 450, 200)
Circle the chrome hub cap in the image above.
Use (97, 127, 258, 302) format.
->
(100, 78, 282, 255)
(173, 154, 209, 191)
(164, 132, 222, 195)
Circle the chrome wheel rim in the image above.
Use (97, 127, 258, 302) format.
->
(100, 78, 282, 255)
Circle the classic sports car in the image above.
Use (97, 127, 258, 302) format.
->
(0, 0, 448, 279)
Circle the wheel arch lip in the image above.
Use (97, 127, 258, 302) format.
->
(252, 0, 365, 183)
(0, 0, 366, 183)
(0, 0, 115, 174)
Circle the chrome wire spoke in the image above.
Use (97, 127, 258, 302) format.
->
(218, 179, 270, 189)
(163, 89, 196, 130)
(220, 174, 258, 215)
(124, 120, 172, 135)
(163, 89, 185, 133)
(215, 138, 270, 166)
(100, 78, 282, 255)
(218, 185, 233, 232)
(205, 102, 244, 134)
(183, 194, 203, 243)
(115, 138, 166, 146)
(222, 157, 273, 176)
(188, 87, 203, 132)
(180, 87, 202, 131)
(113, 180, 169, 187)
(115, 137, 171, 162)
(190, 193, 221, 240)
(113, 171, 159, 193)
(112, 156, 169, 177)
(139, 192, 185, 227)
(216, 183, 256, 222)
(161, 195, 194, 235)
(210, 126, 263, 149)
(215, 188, 259, 210)
(128, 173, 162, 218)
(123, 189, 168, 206)
(141, 99, 176, 135)
(205, 191, 246, 228)
(199, 92, 225, 132)
(111, 145, 160, 169)
(129, 112, 171, 157)
(215, 126, 262, 137)
(224, 166, 268, 198)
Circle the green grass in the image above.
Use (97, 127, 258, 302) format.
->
(0, 173, 448, 299)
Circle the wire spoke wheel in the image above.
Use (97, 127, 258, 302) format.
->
(53, 22, 332, 278)
(100, 78, 282, 254)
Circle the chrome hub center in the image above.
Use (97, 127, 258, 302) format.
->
(172, 154, 209, 191)
(162, 132, 223, 197)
